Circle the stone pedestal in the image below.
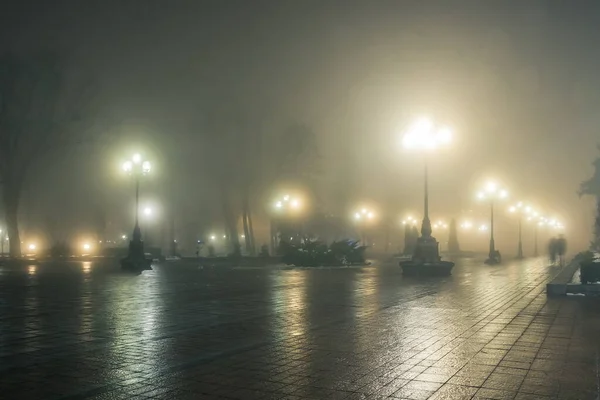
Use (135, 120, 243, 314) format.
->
(400, 235, 454, 276)
(120, 224, 152, 272)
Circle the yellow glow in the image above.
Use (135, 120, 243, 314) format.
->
(486, 181, 497, 193)
(509, 206, 516, 213)
(83, 243, 91, 251)
(283, 195, 290, 201)
(402, 117, 453, 151)
(275, 201, 283, 209)
(28, 243, 36, 251)
(290, 199, 300, 209)
(122, 161, 132, 172)
(132, 153, 141, 163)
(460, 221, 473, 229)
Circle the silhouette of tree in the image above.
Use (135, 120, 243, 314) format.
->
(448, 218, 460, 253)
(0, 53, 91, 256)
(579, 145, 600, 251)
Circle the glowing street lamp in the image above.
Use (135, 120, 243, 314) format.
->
(121, 152, 152, 271)
(402, 215, 418, 226)
(353, 208, 376, 245)
(460, 221, 473, 230)
(401, 117, 453, 264)
(476, 181, 508, 264)
(270, 193, 305, 251)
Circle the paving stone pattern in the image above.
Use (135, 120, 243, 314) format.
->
(0, 257, 598, 399)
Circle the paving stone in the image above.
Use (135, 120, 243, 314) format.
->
(0, 257, 597, 400)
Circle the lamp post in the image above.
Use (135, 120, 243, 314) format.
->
(432, 220, 449, 251)
(508, 202, 527, 259)
(401, 117, 452, 264)
(271, 194, 303, 252)
(525, 210, 541, 257)
(353, 208, 375, 245)
(477, 182, 508, 264)
(121, 153, 152, 271)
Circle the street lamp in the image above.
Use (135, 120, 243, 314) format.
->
(525, 210, 546, 257)
(271, 193, 304, 251)
(508, 201, 527, 259)
(121, 153, 152, 271)
(402, 215, 418, 226)
(476, 181, 508, 264)
(401, 117, 453, 266)
(354, 207, 376, 245)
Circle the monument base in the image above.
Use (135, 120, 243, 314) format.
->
(120, 238, 152, 272)
(400, 236, 454, 276)
(485, 250, 502, 265)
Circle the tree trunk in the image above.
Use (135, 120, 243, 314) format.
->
(220, 184, 240, 253)
(3, 181, 22, 257)
(241, 189, 255, 255)
(247, 205, 256, 255)
(242, 207, 251, 254)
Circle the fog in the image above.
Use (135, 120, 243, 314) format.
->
(2, 0, 599, 254)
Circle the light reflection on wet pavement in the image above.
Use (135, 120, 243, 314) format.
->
(0, 257, 598, 399)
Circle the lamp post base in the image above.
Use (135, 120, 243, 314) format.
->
(121, 236, 152, 273)
(485, 250, 502, 265)
(400, 236, 454, 276)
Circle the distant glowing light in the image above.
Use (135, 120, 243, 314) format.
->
(121, 235, 127, 240)
(28, 244, 36, 251)
(132, 153, 141, 163)
(275, 201, 283, 209)
(83, 243, 91, 251)
(290, 199, 300, 208)
(210, 235, 216, 240)
(283, 195, 290, 201)
(402, 118, 453, 151)
(143, 207, 152, 216)
(241, 234, 245, 238)
(222, 235, 226, 239)
(122, 161, 132, 172)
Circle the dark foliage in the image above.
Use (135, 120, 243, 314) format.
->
(207, 245, 216, 257)
(49, 241, 72, 257)
(259, 244, 269, 257)
(228, 243, 242, 259)
(281, 239, 367, 267)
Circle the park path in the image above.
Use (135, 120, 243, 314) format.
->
(0, 257, 598, 399)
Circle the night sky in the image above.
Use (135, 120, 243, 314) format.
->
(2, 0, 600, 251)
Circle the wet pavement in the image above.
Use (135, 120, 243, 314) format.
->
(0, 257, 598, 400)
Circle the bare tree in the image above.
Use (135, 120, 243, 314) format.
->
(0, 53, 90, 256)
